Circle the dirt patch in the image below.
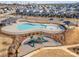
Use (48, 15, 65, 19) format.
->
(64, 27, 79, 45)
(68, 46, 79, 55)
(0, 34, 13, 56)
(31, 49, 74, 57)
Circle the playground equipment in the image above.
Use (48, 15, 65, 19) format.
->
(24, 36, 48, 47)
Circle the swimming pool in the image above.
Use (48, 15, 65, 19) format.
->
(16, 23, 46, 30)
(1, 23, 65, 35)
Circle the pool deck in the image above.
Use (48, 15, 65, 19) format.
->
(1, 22, 64, 35)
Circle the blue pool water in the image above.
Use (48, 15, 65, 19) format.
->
(16, 23, 65, 31)
(17, 23, 45, 30)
